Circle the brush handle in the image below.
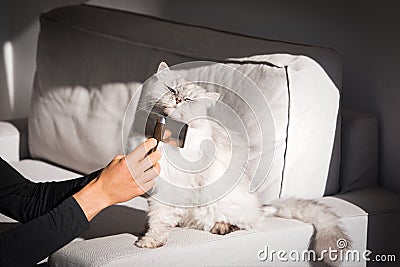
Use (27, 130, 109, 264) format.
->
(148, 117, 166, 155)
(143, 117, 165, 198)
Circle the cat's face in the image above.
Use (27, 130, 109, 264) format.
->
(141, 62, 220, 127)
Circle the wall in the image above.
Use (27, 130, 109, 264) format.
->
(0, 0, 399, 192)
(368, 3, 400, 192)
(0, 0, 88, 120)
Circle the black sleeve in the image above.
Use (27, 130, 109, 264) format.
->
(0, 158, 103, 266)
(0, 196, 89, 266)
(0, 157, 102, 223)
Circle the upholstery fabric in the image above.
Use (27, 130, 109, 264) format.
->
(340, 109, 379, 192)
(6, 118, 30, 159)
(49, 196, 367, 267)
(0, 122, 19, 162)
(247, 55, 339, 200)
(29, 4, 342, 195)
(9, 160, 80, 182)
(29, 82, 140, 174)
(336, 187, 400, 260)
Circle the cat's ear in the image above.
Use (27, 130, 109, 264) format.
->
(205, 92, 220, 102)
(157, 61, 170, 72)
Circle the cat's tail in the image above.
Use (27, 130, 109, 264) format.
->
(263, 198, 351, 267)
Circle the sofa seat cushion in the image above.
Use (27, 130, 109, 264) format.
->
(51, 219, 314, 267)
(9, 159, 80, 182)
(49, 197, 367, 266)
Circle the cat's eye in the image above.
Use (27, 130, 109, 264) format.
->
(184, 97, 195, 102)
(166, 85, 177, 95)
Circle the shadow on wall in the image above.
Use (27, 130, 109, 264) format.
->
(0, 51, 11, 119)
(0, 1, 11, 119)
(0, 0, 88, 120)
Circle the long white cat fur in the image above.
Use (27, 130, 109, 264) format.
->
(127, 62, 350, 266)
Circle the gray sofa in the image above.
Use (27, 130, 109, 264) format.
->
(0, 3, 399, 266)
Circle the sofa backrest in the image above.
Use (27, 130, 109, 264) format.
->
(29, 4, 342, 196)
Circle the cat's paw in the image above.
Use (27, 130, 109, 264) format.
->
(135, 236, 165, 248)
(210, 221, 241, 235)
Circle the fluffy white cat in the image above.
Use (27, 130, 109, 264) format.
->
(127, 62, 350, 267)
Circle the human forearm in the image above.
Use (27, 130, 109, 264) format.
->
(0, 156, 102, 223)
(72, 177, 111, 221)
(0, 196, 89, 266)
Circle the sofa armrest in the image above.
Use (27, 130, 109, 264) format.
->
(0, 121, 20, 161)
(6, 118, 30, 159)
(335, 186, 400, 257)
(340, 109, 379, 192)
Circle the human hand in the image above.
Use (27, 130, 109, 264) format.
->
(161, 129, 177, 146)
(73, 138, 161, 221)
(99, 138, 161, 204)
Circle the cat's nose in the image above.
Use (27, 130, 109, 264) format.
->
(176, 97, 182, 104)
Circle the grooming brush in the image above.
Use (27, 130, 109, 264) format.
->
(148, 116, 166, 155)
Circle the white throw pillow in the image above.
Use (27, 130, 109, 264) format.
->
(29, 82, 140, 174)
